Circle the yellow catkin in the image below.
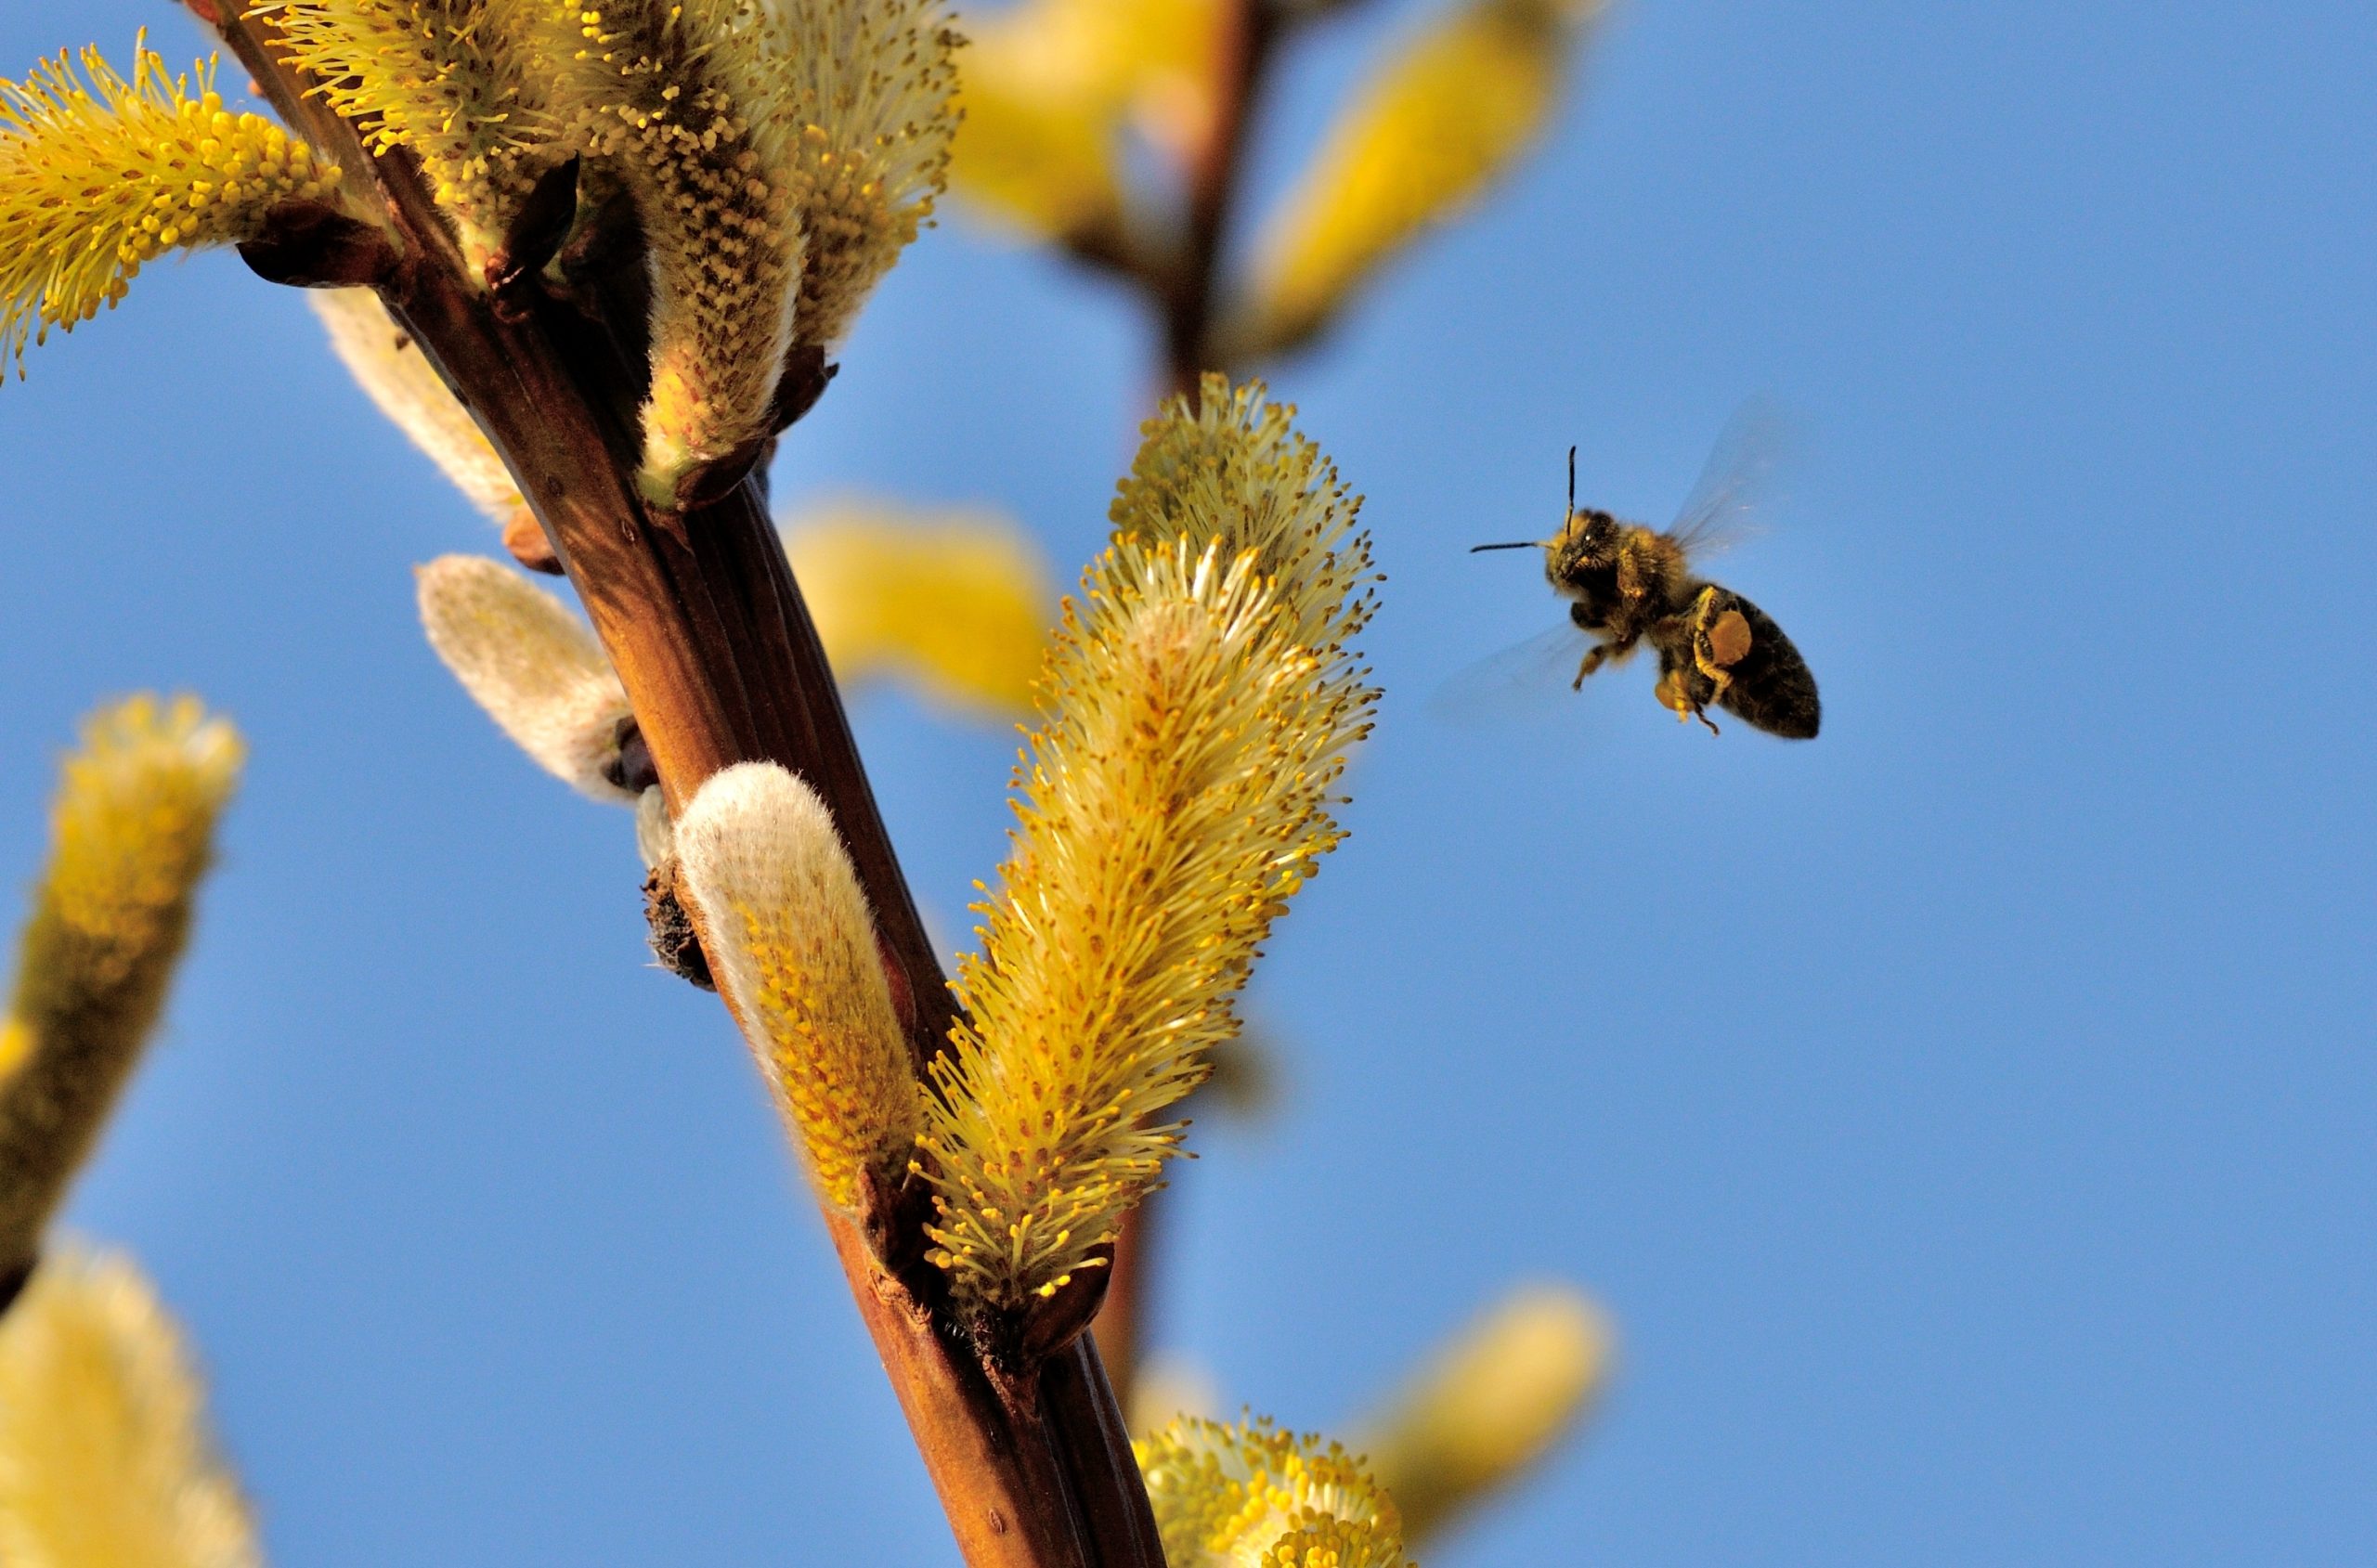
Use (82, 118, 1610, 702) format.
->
(1136, 1415, 1413, 1568)
(1242, 0, 1601, 352)
(311, 289, 526, 522)
(257, 0, 553, 273)
(0, 35, 340, 373)
(529, 0, 805, 501)
(783, 501, 1054, 718)
(0, 1244, 260, 1568)
(1353, 1283, 1611, 1543)
(951, 0, 1218, 239)
(754, 0, 958, 349)
(918, 377, 1376, 1311)
(672, 764, 920, 1215)
(0, 699, 242, 1281)
(414, 555, 638, 803)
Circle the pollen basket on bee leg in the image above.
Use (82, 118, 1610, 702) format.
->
(1708, 608, 1753, 667)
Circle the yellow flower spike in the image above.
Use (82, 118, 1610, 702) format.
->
(415, 554, 638, 803)
(951, 0, 1220, 240)
(311, 289, 526, 524)
(1352, 1282, 1612, 1544)
(1238, 0, 1604, 355)
(1136, 1415, 1414, 1568)
(255, 0, 555, 274)
(0, 34, 342, 374)
(754, 0, 958, 348)
(672, 763, 921, 1216)
(918, 378, 1376, 1313)
(1253, 1519, 1414, 1568)
(781, 500, 1055, 719)
(531, 0, 805, 500)
(0, 1243, 260, 1568)
(0, 699, 242, 1284)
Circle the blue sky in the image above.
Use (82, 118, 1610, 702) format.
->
(2, 1, 2371, 1563)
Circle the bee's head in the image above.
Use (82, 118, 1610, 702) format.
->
(1469, 447, 1623, 580)
(1546, 507, 1620, 582)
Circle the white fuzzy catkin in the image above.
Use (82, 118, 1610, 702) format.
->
(415, 555, 635, 802)
(312, 290, 525, 523)
(634, 785, 675, 869)
(673, 764, 918, 1213)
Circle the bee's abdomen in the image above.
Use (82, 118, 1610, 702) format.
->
(1716, 595, 1821, 739)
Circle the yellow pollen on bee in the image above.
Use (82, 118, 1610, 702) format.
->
(1708, 607, 1753, 667)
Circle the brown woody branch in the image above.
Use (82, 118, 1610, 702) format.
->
(186, 4, 1160, 1562)
(1159, 0, 1284, 399)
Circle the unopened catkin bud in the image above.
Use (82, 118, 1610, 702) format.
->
(673, 764, 919, 1216)
(633, 786, 675, 871)
(312, 289, 526, 525)
(416, 555, 637, 803)
(1354, 1282, 1612, 1543)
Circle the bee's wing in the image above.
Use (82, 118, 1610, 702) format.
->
(1426, 623, 1596, 728)
(1666, 397, 1795, 557)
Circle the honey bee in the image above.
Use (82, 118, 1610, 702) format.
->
(1467, 431, 1821, 739)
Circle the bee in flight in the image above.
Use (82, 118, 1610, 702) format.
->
(1466, 427, 1821, 739)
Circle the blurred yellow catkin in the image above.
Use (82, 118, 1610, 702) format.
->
(0, 1244, 261, 1568)
(783, 502, 1056, 719)
(950, 0, 1220, 240)
(1240, 0, 1603, 355)
(1355, 1282, 1612, 1542)
(0, 698, 241, 1283)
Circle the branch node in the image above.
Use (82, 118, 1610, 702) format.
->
(0, 1255, 31, 1319)
(501, 506, 565, 575)
(771, 345, 840, 434)
(487, 157, 582, 313)
(237, 201, 397, 290)
(643, 862, 716, 991)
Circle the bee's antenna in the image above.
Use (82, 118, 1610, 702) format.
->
(1469, 541, 1542, 553)
(1566, 445, 1578, 516)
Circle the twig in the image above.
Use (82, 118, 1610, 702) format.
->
(186, 5, 1162, 1562)
(1159, 0, 1283, 398)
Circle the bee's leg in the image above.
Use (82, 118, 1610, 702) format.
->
(1655, 652, 1723, 734)
(1566, 605, 1628, 691)
(1571, 642, 1610, 691)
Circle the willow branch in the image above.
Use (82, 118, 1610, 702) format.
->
(179, 5, 1160, 1562)
(1159, 0, 1283, 396)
